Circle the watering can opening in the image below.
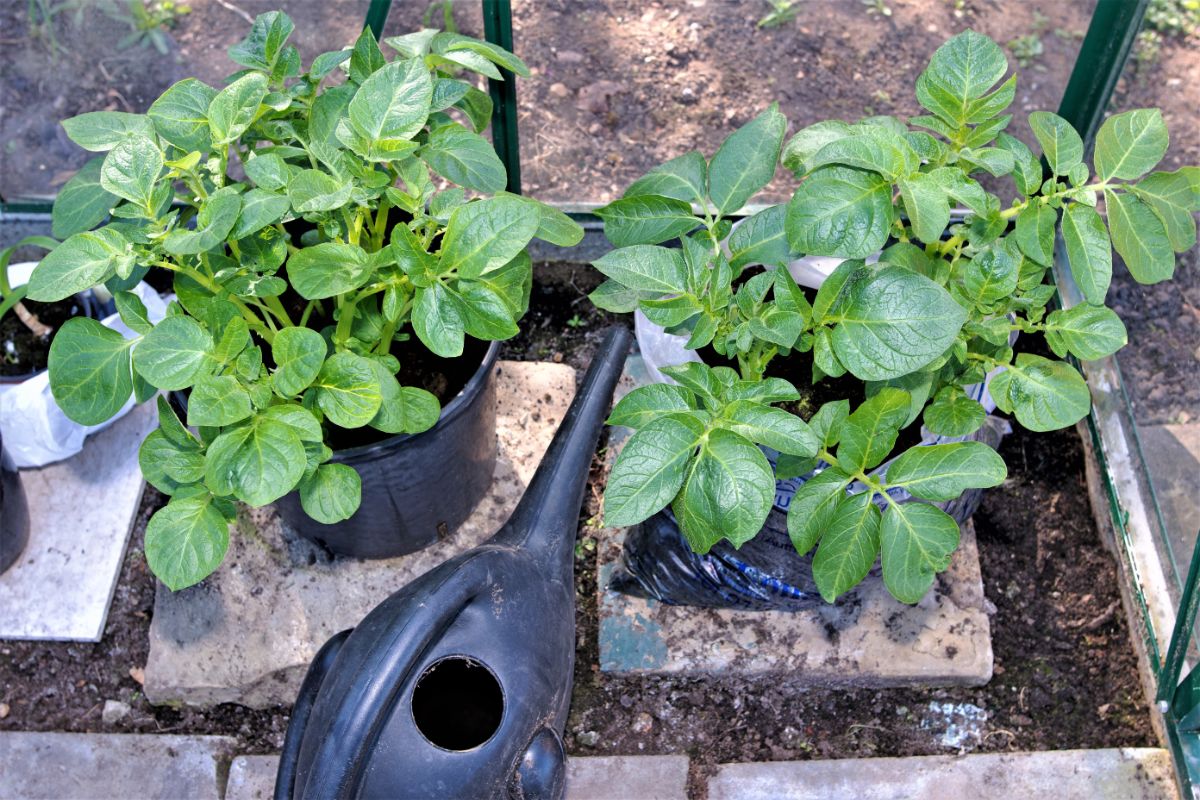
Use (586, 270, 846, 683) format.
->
(411, 655, 505, 751)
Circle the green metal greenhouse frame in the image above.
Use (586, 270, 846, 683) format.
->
(3, 0, 1199, 792)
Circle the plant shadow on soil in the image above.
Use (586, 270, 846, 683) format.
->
(0, 274, 1153, 798)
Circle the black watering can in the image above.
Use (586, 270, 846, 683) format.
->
(276, 327, 631, 800)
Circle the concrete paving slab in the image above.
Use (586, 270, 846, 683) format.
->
(1139, 423, 1200, 575)
(145, 361, 576, 708)
(0, 731, 237, 800)
(597, 354, 993, 687)
(0, 402, 156, 641)
(707, 748, 1178, 800)
(225, 753, 689, 800)
(225, 755, 278, 800)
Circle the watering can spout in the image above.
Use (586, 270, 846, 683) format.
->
(277, 327, 631, 800)
(496, 327, 632, 567)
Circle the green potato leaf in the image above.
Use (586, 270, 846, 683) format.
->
(1105, 189, 1175, 284)
(605, 413, 707, 527)
(592, 244, 689, 295)
(187, 374, 254, 427)
(1131, 168, 1200, 252)
(836, 387, 911, 473)
(884, 441, 1006, 501)
(439, 195, 540, 280)
(204, 414, 307, 506)
(313, 351, 383, 428)
(47, 317, 135, 425)
(786, 468, 853, 556)
(1004, 353, 1092, 431)
(412, 282, 466, 357)
(286, 242, 371, 300)
(624, 151, 708, 205)
(1043, 304, 1128, 361)
(52, 157, 117, 239)
(719, 400, 818, 457)
(299, 464, 362, 524)
(27, 227, 129, 302)
(149, 78, 217, 152)
(164, 187, 242, 255)
(923, 394, 986, 437)
(348, 58, 433, 150)
(707, 104, 786, 215)
(786, 166, 894, 259)
(134, 315, 214, 391)
(144, 495, 231, 591)
(881, 502, 961, 604)
(419, 123, 506, 193)
(288, 168, 353, 213)
(208, 72, 268, 147)
(596, 195, 698, 248)
(61, 111, 155, 152)
(1060, 203, 1113, 304)
(672, 428, 775, 551)
(898, 172, 950, 245)
(812, 492, 882, 603)
(829, 267, 967, 381)
(100, 135, 163, 209)
(728, 204, 791, 269)
(607, 384, 698, 429)
(1028, 111, 1083, 176)
(1094, 109, 1168, 182)
(271, 326, 328, 396)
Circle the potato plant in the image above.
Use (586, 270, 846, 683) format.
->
(592, 30, 1200, 604)
(27, 12, 581, 590)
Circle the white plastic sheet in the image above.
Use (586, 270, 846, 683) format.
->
(0, 269, 167, 467)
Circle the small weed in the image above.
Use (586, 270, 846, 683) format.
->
(1134, 29, 1164, 68)
(1145, 0, 1200, 37)
(567, 313, 585, 328)
(757, 0, 801, 29)
(422, 0, 458, 34)
(1008, 33, 1044, 68)
(861, 0, 891, 18)
(102, 1, 192, 55)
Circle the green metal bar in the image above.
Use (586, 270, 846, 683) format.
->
(482, 0, 521, 195)
(1159, 530, 1200, 706)
(364, 0, 392, 39)
(1055, 0, 1149, 147)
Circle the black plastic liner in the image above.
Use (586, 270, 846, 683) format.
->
(609, 415, 1010, 610)
(276, 328, 631, 800)
(274, 341, 500, 559)
(0, 433, 29, 575)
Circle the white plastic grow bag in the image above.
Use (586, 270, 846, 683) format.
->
(0, 263, 167, 467)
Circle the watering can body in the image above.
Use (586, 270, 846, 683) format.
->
(278, 328, 631, 800)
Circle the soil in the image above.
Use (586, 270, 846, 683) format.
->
(0, 278, 1154, 787)
(0, 297, 87, 378)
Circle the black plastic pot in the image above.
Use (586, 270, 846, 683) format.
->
(275, 328, 632, 800)
(0, 433, 30, 575)
(274, 341, 501, 559)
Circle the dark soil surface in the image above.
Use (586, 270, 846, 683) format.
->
(0, 297, 86, 378)
(0, 278, 1154, 788)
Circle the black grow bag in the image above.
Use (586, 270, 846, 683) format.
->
(0, 433, 30, 575)
(274, 340, 501, 559)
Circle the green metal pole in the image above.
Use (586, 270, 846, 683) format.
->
(482, 0, 522, 195)
(1055, 0, 1149, 148)
(364, 0, 392, 40)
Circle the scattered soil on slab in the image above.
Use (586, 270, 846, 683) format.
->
(0, 297, 86, 378)
(0, 279, 1154, 786)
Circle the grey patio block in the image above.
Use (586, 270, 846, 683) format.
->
(0, 731, 236, 800)
(707, 748, 1178, 800)
(0, 402, 157, 641)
